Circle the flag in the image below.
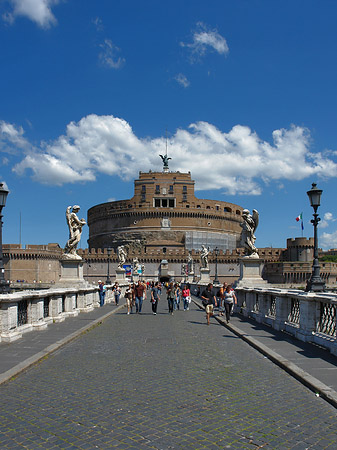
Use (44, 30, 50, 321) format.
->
(296, 213, 304, 231)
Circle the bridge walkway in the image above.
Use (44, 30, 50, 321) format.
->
(0, 293, 336, 449)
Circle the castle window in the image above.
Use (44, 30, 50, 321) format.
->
(183, 185, 187, 192)
(182, 194, 187, 202)
(155, 185, 160, 193)
(163, 247, 167, 254)
(216, 205, 220, 211)
(162, 199, 168, 207)
(141, 194, 146, 202)
(155, 199, 160, 207)
(224, 207, 232, 213)
(169, 199, 175, 208)
(169, 185, 174, 193)
(197, 205, 201, 208)
(206, 206, 210, 209)
(141, 185, 146, 193)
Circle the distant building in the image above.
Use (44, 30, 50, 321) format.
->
(87, 169, 244, 252)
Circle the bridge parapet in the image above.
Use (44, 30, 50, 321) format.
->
(235, 287, 337, 356)
(0, 282, 128, 343)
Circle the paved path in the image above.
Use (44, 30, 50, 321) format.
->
(1, 294, 337, 449)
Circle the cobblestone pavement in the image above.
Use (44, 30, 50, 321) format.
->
(1, 294, 337, 450)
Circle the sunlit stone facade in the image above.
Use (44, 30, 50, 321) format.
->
(87, 170, 244, 252)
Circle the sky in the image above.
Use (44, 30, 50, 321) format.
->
(1, 0, 337, 251)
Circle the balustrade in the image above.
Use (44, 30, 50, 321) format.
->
(0, 283, 127, 343)
(235, 287, 337, 356)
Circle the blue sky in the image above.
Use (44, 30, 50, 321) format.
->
(1, 0, 337, 250)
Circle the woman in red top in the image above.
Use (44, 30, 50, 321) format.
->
(182, 284, 191, 311)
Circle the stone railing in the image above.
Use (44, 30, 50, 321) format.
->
(0, 283, 128, 343)
(235, 287, 337, 356)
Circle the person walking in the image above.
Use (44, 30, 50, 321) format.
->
(218, 282, 227, 316)
(166, 282, 175, 315)
(113, 282, 121, 306)
(201, 283, 216, 325)
(223, 285, 237, 323)
(98, 280, 106, 307)
(134, 280, 145, 314)
(125, 284, 133, 314)
(181, 284, 191, 311)
(174, 283, 181, 310)
(151, 281, 160, 314)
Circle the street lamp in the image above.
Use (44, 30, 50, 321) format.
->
(0, 183, 9, 293)
(306, 182, 325, 292)
(106, 247, 112, 285)
(214, 246, 220, 285)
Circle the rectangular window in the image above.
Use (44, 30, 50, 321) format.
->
(169, 185, 174, 193)
(182, 194, 187, 202)
(154, 198, 160, 207)
(155, 185, 160, 193)
(183, 185, 187, 192)
(169, 199, 175, 207)
(162, 199, 168, 207)
(141, 185, 146, 193)
(141, 194, 146, 202)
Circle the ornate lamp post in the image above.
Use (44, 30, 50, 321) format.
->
(214, 246, 220, 285)
(0, 183, 9, 293)
(306, 183, 325, 292)
(106, 247, 112, 285)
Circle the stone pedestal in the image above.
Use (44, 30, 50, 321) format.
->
(187, 272, 195, 283)
(57, 258, 87, 287)
(115, 267, 126, 282)
(199, 268, 211, 284)
(235, 257, 268, 288)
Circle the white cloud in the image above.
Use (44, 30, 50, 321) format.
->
(98, 39, 125, 69)
(0, 120, 31, 153)
(174, 73, 190, 88)
(3, 115, 337, 193)
(320, 212, 335, 229)
(92, 16, 104, 32)
(321, 230, 337, 250)
(181, 22, 229, 61)
(3, 0, 60, 28)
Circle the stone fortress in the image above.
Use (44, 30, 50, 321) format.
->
(3, 160, 337, 287)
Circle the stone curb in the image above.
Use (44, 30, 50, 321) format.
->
(0, 303, 125, 386)
(193, 298, 337, 409)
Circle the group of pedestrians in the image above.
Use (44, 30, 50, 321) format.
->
(98, 278, 237, 325)
(98, 280, 122, 307)
(200, 282, 237, 325)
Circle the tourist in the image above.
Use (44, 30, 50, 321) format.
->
(166, 282, 175, 315)
(218, 282, 227, 316)
(134, 280, 145, 313)
(201, 283, 216, 325)
(125, 284, 133, 314)
(174, 283, 181, 310)
(182, 284, 191, 311)
(114, 282, 121, 305)
(224, 285, 237, 323)
(98, 280, 106, 307)
(151, 281, 160, 314)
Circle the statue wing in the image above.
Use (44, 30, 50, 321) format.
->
(252, 209, 259, 232)
(159, 155, 164, 161)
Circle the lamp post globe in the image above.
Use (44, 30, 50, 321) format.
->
(0, 183, 9, 294)
(306, 183, 325, 292)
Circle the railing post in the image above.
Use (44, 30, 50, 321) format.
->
(30, 295, 48, 330)
(49, 293, 65, 322)
(297, 295, 320, 342)
(63, 292, 79, 317)
(274, 295, 290, 331)
(0, 299, 22, 342)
